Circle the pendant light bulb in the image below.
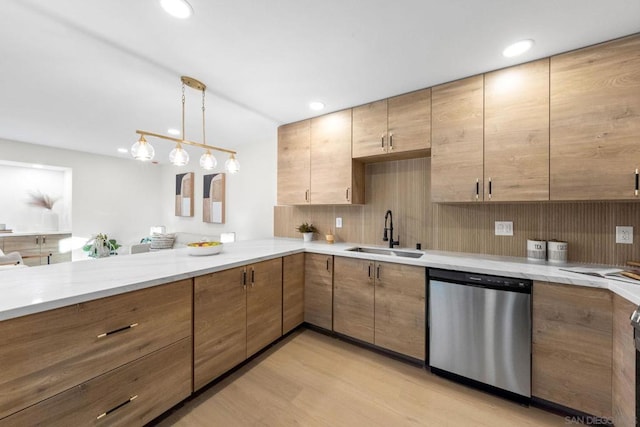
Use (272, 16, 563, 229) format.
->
(199, 150, 217, 170)
(131, 135, 155, 161)
(169, 143, 190, 166)
(225, 153, 240, 174)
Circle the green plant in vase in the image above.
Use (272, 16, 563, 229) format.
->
(83, 233, 121, 258)
(296, 222, 318, 242)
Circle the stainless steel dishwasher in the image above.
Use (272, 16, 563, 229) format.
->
(429, 268, 532, 400)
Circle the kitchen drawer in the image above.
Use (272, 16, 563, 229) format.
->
(0, 279, 192, 419)
(2, 337, 192, 426)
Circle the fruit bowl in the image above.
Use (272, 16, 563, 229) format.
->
(186, 241, 223, 256)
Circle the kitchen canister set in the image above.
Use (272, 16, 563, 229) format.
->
(527, 239, 568, 263)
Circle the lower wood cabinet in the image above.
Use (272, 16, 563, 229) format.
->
(612, 294, 636, 427)
(283, 253, 305, 334)
(304, 253, 334, 330)
(532, 281, 613, 419)
(1, 233, 71, 266)
(333, 256, 425, 360)
(3, 338, 192, 426)
(194, 258, 282, 391)
(0, 279, 192, 420)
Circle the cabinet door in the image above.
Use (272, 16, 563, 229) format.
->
(304, 253, 333, 330)
(194, 267, 246, 391)
(333, 256, 374, 344)
(311, 109, 364, 204)
(247, 258, 283, 358)
(388, 88, 431, 154)
(352, 99, 388, 158)
(277, 120, 311, 205)
(550, 34, 640, 200)
(374, 262, 425, 360)
(42, 233, 71, 264)
(431, 75, 484, 202)
(532, 282, 612, 418)
(612, 294, 636, 427)
(3, 235, 41, 266)
(283, 253, 305, 334)
(4, 338, 192, 426)
(484, 59, 550, 201)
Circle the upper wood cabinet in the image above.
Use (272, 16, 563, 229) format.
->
(484, 58, 550, 201)
(431, 75, 484, 202)
(277, 120, 310, 205)
(352, 89, 431, 160)
(310, 109, 365, 204)
(532, 281, 613, 418)
(550, 34, 640, 200)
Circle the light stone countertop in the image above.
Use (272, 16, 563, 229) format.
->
(1, 238, 638, 321)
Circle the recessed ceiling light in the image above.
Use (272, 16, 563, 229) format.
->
(160, 0, 193, 19)
(117, 148, 129, 153)
(502, 39, 534, 58)
(309, 101, 325, 111)
(167, 128, 181, 136)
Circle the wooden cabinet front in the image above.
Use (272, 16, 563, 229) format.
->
(4, 338, 192, 427)
(42, 233, 72, 264)
(283, 253, 305, 334)
(194, 266, 247, 391)
(3, 235, 41, 266)
(352, 99, 388, 158)
(485, 59, 550, 201)
(532, 282, 613, 418)
(550, 34, 640, 200)
(0, 279, 192, 420)
(374, 262, 425, 360)
(387, 88, 431, 155)
(277, 120, 311, 205)
(431, 75, 484, 202)
(246, 258, 283, 357)
(304, 253, 333, 330)
(333, 256, 375, 343)
(612, 294, 636, 427)
(310, 109, 364, 204)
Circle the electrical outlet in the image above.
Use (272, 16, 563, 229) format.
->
(336, 217, 343, 228)
(616, 226, 633, 244)
(495, 221, 513, 236)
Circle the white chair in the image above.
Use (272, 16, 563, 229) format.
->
(130, 243, 151, 255)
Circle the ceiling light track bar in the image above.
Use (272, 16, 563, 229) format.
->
(135, 130, 236, 155)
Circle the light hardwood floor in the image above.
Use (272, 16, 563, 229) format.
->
(154, 329, 565, 426)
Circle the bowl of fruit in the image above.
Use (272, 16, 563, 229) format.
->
(186, 241, 223, 256)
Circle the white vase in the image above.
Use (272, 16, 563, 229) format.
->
(303, 232, 313, 242)
(41, 211, 58, 231)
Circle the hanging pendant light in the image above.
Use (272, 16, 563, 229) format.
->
(225, 153, 240, 174)
(169, 143, 190, 166)
(133, 76, 239, 172)
(130, 135, 155, 161)
(200, 150, 217, 170)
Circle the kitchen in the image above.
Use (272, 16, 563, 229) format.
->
(1, 0, 640, 426)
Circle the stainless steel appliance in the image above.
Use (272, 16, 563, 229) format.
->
(630, 306, 640, 425)
(429, 269, 532, 399)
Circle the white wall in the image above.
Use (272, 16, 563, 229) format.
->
(160, 133, 277, 241)
(0, 139, 163, 247)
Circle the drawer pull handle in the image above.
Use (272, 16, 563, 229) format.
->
(635, 168, 638, 196)
(97, 323, 139, 339)
(381, 134, 385, 150)
(97, 395, 138, 420)
(389, 133, 393, 150)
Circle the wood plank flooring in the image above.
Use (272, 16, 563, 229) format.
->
(153, 329, 565, 426)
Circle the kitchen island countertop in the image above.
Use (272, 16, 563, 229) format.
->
(1, 238, 638, 321)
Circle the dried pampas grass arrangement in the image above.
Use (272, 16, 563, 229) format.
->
(27, 191, 59, 210)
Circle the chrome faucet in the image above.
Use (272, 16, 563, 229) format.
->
(383, 210, 399, 248)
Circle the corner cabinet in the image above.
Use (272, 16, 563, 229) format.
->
(532, 281, 612, 419)
(194, 258, 282, 391)
(0, 279, 193, 424)
(333, 256, 425, 360)
(277, 110, 364, 205)
(550, 34, 640, 200)
(352, 89, 431, 160)
(310, 109, 365, 204)
(431, 75, 484, 202)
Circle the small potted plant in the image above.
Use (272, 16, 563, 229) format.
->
(83, 233, 121, 258)
(296, 222, 318, 242)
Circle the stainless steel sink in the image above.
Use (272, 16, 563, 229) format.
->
(345, 247, 424, 259)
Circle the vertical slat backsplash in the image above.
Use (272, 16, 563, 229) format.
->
(274, 158, 640, 266)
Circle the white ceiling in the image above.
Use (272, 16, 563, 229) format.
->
(1, 0, 639, 163)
